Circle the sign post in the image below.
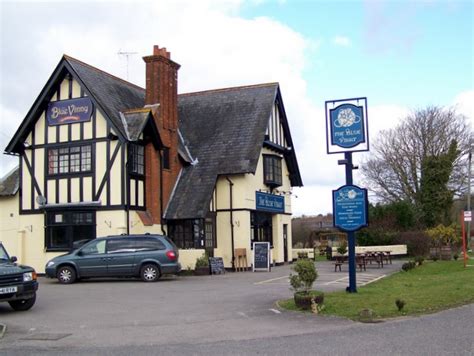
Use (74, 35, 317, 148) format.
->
(326, 97, 369, 293)
(462, 211, 471, 268)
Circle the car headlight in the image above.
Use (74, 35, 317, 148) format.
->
(23, 272, 37, 282)
(46, 261, 55, 267)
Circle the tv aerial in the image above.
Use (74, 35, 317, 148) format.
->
(117, 49, 138, 81)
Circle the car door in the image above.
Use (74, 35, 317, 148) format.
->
(75, 239, 108, 277)
(106, 238, 136, 277)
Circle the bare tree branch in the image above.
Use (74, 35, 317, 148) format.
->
(362, 106, 471, 204)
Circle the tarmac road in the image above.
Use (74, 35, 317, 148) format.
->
(0, 259, 472, 355)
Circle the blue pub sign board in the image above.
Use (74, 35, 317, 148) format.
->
(325, 97, 369, 154)
(47, 97, 93, 125)
(256, 191, 284, 213)
(333, 185, 368, 232)
(330, 104, 365, 148)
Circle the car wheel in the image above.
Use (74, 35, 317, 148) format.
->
(140, 264, 160, 282)
(8, 293, 36, 311)
(57, 265, 77, 284)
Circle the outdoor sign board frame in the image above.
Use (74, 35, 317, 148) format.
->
(325, 97, 369, 154)
(252, 242, 270, 272)
(47, 97, 93, 126)
(333, 184, 369, 232)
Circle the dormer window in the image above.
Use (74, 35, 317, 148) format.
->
(130, 144, 144, 175)
(263, 154, 282, 187)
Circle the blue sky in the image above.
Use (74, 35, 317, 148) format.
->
(0, 0, 472, 215)
(241, 0, 472, 107)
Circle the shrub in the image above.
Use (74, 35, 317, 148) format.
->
(414, 256, 424, 266)
(395, 298, 406, 312)
(393, 231, 430, 257)
(337, 242, 348, 255)
(297, 251, 309, 259)
(356, 228, 396, 246)
(195, 253, 209, 268)
(401, 261, 416, 271)
(290, 259, 318, 294)
(426, 224, 460, 247)
(453, 253, 459, 261)
(432, 255, 439, 262)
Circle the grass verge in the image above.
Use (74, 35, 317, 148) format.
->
(280, 260, 474, 320)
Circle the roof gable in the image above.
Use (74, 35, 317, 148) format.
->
(5, 55, 146, 154)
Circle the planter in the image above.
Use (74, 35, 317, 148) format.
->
(293, 292, 324, 310)
(193, 266, 210, 276)
(440, 246, 452, 260)
(429, 247, 440, 259)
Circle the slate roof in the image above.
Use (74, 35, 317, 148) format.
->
(5, 55, 302, 219)
(119, 108, 162, 149)
(0, 166, 19, 196)
(65, 56, 146, 140)
(165, 83, 286, 219)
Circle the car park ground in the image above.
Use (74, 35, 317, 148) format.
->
(0, 259, 473, 354)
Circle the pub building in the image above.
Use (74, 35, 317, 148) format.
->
(0, 45, 303, 272)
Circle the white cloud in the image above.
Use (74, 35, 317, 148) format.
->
(453, 90, 474, 128)
(0, 105, 23, 174)
(333, 36, 351, 47)
(1, 1, 471, 217)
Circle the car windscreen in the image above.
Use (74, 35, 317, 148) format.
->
(0, 244, 9, 261)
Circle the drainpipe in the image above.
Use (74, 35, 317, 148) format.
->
(160, 149, 167, 236)
(226, 177, 235, 271)
(125, 143, 130, 235)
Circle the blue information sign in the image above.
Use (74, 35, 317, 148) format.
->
(256, 191, 284, 213)
(333, 185, 368, 232)
(330, 103, 365, 149)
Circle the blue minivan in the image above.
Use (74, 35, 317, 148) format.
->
(45, 234, 181, 284)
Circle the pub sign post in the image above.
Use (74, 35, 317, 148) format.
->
(325, 97, 369, 293)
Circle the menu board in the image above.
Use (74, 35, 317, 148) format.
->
(209, 257, 225, 275)
(253, 242, 270, 272)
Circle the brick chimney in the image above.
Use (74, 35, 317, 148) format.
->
(143, 45, 181, 224)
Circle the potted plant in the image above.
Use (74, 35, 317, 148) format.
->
(426, 224, 460, 260)
(290, 259, 322, 310)
(337, 242, 347, 256)
(194, 253, 210, 275)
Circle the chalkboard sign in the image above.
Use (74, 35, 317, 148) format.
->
(253, 242, 270, 272)
(209, 257, 225, 275)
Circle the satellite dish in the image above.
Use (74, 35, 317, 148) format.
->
(36, 196, 47, 206)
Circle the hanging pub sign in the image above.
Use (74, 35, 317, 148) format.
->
(332, 184, 368, 232)
(47, 97, 93, 126)
(325, 97, 369, 154)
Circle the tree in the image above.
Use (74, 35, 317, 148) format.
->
(419, 141, 458, 226)
(362, 106, 471, 226)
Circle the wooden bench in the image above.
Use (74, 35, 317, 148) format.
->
(334, 257, 345, 272)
